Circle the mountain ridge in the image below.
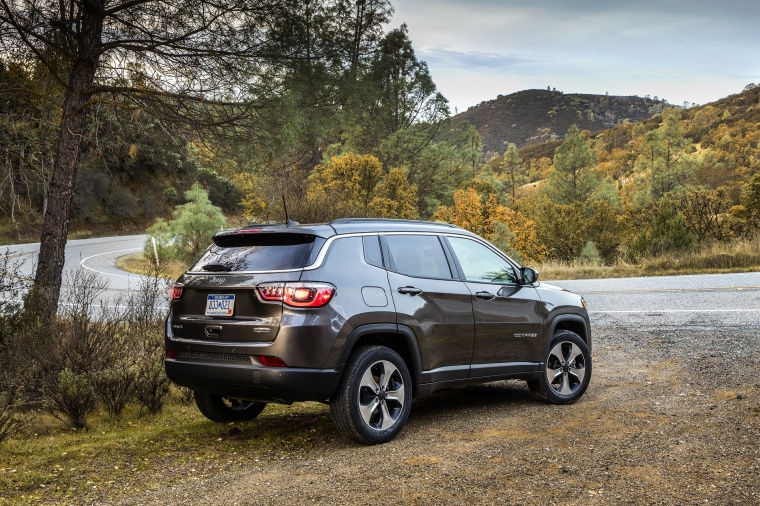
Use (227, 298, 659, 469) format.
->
(452, 88, 668, 155)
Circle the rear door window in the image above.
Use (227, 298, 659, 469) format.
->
(191, 234, 325, 272)
(384, 235, 453, 279)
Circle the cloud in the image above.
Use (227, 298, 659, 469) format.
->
(417, 46, 533, 70)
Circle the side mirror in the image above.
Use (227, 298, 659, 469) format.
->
(520, 267, 539, 285)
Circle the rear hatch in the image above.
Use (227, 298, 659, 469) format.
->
(170, 230, 327, 343)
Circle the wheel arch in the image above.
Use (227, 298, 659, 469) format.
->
(546, 314, 592, 356)
(336, 323, 423, 395)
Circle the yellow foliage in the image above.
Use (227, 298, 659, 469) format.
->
(308, 153, 384, 217)
(232, 172, 266, 220)
(432, 188, 546, 263)
(369, 168, 419, 219)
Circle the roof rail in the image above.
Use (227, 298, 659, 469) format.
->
(329, 218, 460, 228)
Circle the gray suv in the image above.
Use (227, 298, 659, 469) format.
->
(165, 219, 591, 444)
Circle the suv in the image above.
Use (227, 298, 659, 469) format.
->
(165, 219, 591, 444)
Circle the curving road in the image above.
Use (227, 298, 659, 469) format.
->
(1, 234, 158, 309)
(2, 235, 759, 329)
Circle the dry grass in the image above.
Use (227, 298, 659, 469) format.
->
(537, 238, 760, 280)
(115, 252, 187, 280)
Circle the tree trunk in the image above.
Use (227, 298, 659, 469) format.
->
(28, 3, 104, 320)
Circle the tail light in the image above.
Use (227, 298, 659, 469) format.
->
(169, 283, 184, 301)
(257, 282, 335, 308)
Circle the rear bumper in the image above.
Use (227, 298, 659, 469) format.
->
(165, 356, 342, 404)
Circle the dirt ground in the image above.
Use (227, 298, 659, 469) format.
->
(16, 322, 758, 506)
(92, 322, 758, 506)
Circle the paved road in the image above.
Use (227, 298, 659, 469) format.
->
(1, 234, 150, 308)
(550, 272, 760, 330)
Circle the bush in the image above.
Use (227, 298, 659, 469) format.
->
(92, 357, 136, 418)
(46, 368, 97, 429)
(0, 391, 31, 443)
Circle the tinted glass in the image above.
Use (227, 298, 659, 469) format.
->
(191, 234, 324, 272)
(385, 235, 452, 279)
(447, 236, 516, 284)
(363, 236, 384, 268)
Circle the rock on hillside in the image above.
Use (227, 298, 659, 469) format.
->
(453, 89, 667, 155)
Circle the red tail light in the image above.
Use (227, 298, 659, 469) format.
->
(257, 355, 287, 367)
(169, 283, 184, 301)
(256, 282, 335, 308)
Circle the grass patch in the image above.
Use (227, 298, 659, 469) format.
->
(0, 397, 332, 504)
(115, 252, 187, 280)
(538, 238, 760, 280)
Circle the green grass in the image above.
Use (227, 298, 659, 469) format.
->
(115, 252, 187, 280)
(0, 397, 333, 504)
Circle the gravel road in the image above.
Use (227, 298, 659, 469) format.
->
(101, 278, 759, 506)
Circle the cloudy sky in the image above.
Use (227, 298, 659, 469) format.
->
(387, 0, 760, 114)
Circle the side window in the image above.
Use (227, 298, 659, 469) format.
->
(385, 235, 453, 279)
(362, 236, 384, 268)
(447, 236, 517, 285)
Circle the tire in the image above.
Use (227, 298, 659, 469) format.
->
(194, 391, 267, 423)
(330, 346, 413, 444)
(528, 331, 591, 404)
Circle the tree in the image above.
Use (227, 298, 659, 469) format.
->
(369, 168, 419, 219)
(500, 143, 526, 199)
(431, 188, 546, 263)
(146, 184, 226, 264)
(634, 107, 695, 199)
(306, 153, 384, 218)
(546, 125, 598, 204)
(0, 0, 286, 319)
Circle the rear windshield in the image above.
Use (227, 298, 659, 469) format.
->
(190, 234, 325, 272)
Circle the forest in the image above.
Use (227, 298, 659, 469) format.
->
(1, 0, 759, 276)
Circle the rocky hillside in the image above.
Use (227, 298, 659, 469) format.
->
(453, 89, 667, 155)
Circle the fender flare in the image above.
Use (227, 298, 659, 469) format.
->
(542, 314, 591, 363)
(336, 323, 424, 386)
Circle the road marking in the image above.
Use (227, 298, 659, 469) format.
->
(80, 247, 142, 279)
(578, 286, 760, 294)
(591, 309, 760, 313)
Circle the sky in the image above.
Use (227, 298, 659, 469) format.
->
(386, 0, 760, 114)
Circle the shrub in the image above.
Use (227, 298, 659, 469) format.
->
(92, 358, 136, 418)
(0, 391, 31, 443)
(46, 368, 97, 429)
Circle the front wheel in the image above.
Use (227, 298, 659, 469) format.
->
(194, 391, 267, 422)
(528, 331, 591, 404)
(330, 346, 412, 444)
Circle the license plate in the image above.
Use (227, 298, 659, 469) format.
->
(205, 294, 235, 316)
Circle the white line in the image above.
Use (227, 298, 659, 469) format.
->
(79, 247, 142, 279)
(590, 309, 760, 313)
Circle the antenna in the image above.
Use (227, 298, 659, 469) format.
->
(282, 195, 290, 225)
(282, 195, 298, 226)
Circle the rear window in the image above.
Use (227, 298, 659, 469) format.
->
(190, 234, 325, 272)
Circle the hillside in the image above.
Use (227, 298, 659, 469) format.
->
(453, 89, 667, 155)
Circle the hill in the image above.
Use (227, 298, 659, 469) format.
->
(452, 89, 667, 155)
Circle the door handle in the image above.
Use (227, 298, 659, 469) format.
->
(397, 286, 423, 296)
(475, 291, 496, 300)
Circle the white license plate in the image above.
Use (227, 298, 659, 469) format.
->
(205, 294, 235, 316)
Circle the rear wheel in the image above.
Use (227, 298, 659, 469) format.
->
(330, 346, 412, 444)
(194, 391, 267, 422)
(528, 331, 591, 404)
